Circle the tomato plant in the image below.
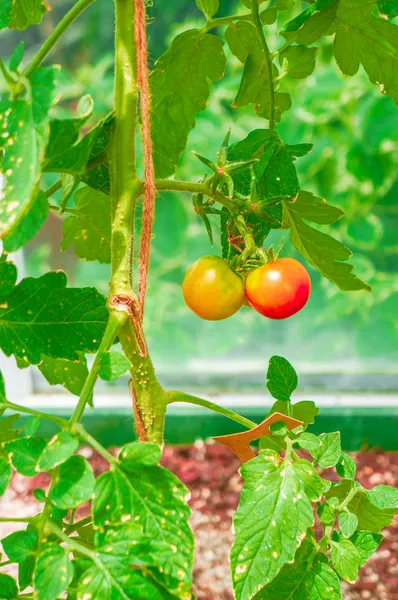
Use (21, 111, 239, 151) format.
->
(0, 0, 397, 599)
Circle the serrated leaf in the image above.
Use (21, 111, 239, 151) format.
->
(339, 510, 358, 538)
(280, 45, 318, 79)
(93, 445, 194, 599)
(336, 452, 356, 480)
(196, 0, 218, 17)
(292, 400, 319, 425)
(0, 271, 108, 364)
(351, 531, 383, 567)
(0, 262, 17, 302)
(37, 431, 79, 472)
(0, 0, 47, 31)
(2, 529, 37, 563)
(330, 537, 361, 582)
(50, 455, 95, 509)
(283, 192, 370, 291)
(151, 30, 226, 177)
(0, 454, 12, 496)
(0, 68, 55, 238)
(38, 354, 89, 396)
(82, 114, 114, 195)
(231, 21, 291, 122)
(296, 432, 321, 451)
(61, 186, 111, 263)
(9, 42, 24, 72)
(2, 189, 48, 252)
(0, 573, 18, 599)
(24, 416, 41, 437)
(34, 543, 74, 600)
(311, 432, 341, 469)
(6, 436, 46, 476)
(266, 355, 298, 402)
(287, 190, 345, 225)
(231, 452, 314, 599)
(252, 532, 342, 599)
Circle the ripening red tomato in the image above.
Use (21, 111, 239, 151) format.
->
(245, 258, 311, 319)
(182, 255, 244, 320)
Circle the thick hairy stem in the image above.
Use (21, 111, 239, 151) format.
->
(251, 0, 276, 130)
(135, 0, 156, 316)
(24, 0, 96, 77)
(119, 321, 167, 444)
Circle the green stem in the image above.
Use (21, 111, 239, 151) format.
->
(47, 521, 98, 563)
(2, 401, 67, 427)
(44, 180, 62, 199)
(0, 560, 12, 568)
(24, 0, 96, 78)
(72, 423, 117, 464)
(154, 179, 236, 212)
(0, 57, 17, 87)
(0, 517, 32, 523)
(167, 391, 256, 430)
(202, 13, 252, 32)
(69, 312, 127, 425)
(65, 516, 92, 535)
(251, 0, 275, 129)
(336, 486, 361, 512)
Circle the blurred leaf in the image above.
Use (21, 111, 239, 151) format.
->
(0, 454, 12, 496)
(266, 355, 298, 402)
(2, 529, 38, 563)
(231, 452, 314, 599)
(377, 0, 398, 18)
(6, 436, 47, 477)
(282, 0, 339, 45)
(0, 414, 21, 443)
(34, 544, 74, 600)
(24, 416, 41, 437)
(280, 45, 318, 79)
(0, 262, 17, 301)
(2, 190, 48, 252)
(0, 573, 18, 599)
(9, 42, 24, 71)
(0, 0, 47, 30)
(38, 354, 89, 396)
(37, 432, 79, 472)
(50, 455, 95, 509)
(0, 271, 108, 364)
(151, 30, 226, 177)
(196, 0, 218, 17)
(98, 351, 131, 381)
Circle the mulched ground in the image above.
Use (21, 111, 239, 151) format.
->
(1, 443, 397, 599)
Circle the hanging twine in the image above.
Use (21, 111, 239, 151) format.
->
(135, 0, 156, 318)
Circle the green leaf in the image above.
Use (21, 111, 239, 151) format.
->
(292, 458, 324, 501)
(0, 414, 20, 443)
(378, 0, 398, 18)
(330, 536, 361, 582)
(93, 445, 194, 599)
(283, 191, 370, 291)
(266, 355, 298, 402)
(24, 416, 41, 437)
(151, 30, 226, 177)
(9, 42, 24, 72)
(231, 452, 314, 599)
(292, 400, 319, 425)
(98, 351, 131, 381)
(6, 436, 47, 477)
(269, 421, 288, 436)
(231, 21, 291, 122)
(61, 186, 111, 263)
(252, 532, 342, 599)
(37, 431, 79, 472)
(0, 68, 55, 238)
(280, 45, 318, 79)
(350, 531, 383, 567)
(317, 503, 335, 525)
(43, 95, 97, 175)
(2, 190, 48, 252)
(261, 7, 277, 25)
(0, 573, 18, 599)
(0, 271, 108, 364)
(0, 0, 47, 31)
(366, 484, 398, 510)
(1, 529, 37, 563)
(0, 454, 12, 496)
(196, 0, 218, 17)
(34, 543, 74, 600)
(50, 455, 95, 509)
(281, 0, 338, 46)
(0, 262, 17, 302)
(38, 354, 89, 396)
(339, 510, 358, 538)
(296, 432, 321, 452)
(311, 432, 341, 469)
(82, 114, 113, 195)
(336, 452, 356, 480)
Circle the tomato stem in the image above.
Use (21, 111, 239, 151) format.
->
(251, 0, 276, 130)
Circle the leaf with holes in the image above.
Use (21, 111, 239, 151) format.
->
(0, 271, 108, 364)
(34, 543, 74, 600)
(93, 442, 194, 599)
(231, 451, 314, 599)
(61, 186, 111, 263)
(151, 30, 226, 177)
